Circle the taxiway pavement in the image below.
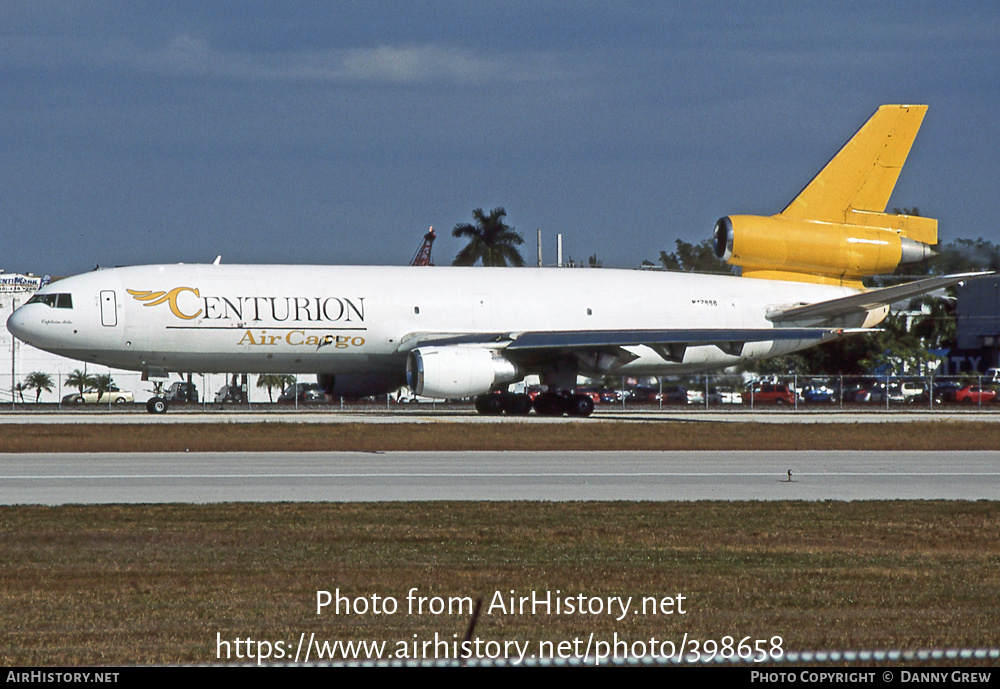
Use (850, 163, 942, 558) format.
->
(2, 451, 997, 504)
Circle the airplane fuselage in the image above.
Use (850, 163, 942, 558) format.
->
(7, 263, 858, 378)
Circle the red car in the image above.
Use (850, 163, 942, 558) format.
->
(748, 383, 797, 405)
(573, 388, 602, 404)
(954, 385, 997, 404)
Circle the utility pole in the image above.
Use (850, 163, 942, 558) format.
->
(10, 298, 16, 410)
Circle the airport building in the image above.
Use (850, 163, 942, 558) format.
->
(956, 276, 1000, 370)
(0, 270, 258, 405)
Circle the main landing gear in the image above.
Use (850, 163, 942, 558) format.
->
(473, 391, 594, 417)
(474, 392, 533, 416)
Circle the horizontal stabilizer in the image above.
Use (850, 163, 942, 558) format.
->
(767, 272, 991, 324)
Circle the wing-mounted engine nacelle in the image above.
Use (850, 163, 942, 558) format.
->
(317, 372, 405, 398)
(407, 346, 521, 398)
(713, 215, 935, 283)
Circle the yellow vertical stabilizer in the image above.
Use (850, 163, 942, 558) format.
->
(715, 105, 939, 286)
(781, 105, 927, 222)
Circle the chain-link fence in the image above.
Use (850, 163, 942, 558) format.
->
(589, 373, 1000, 412)
(1, 370, 998, 413)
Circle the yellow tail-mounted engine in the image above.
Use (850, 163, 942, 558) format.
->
(714, 212, 937, 287)
(713, 104, 939, 287)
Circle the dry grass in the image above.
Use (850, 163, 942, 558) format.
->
(3, 421, 1000, 452)
(1, 501, 998, 665)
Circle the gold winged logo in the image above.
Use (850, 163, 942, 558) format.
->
(127, 287, 203, 320)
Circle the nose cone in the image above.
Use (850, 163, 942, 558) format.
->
(6, 306, 32, 344)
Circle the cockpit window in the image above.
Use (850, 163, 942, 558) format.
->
(26, 293, 73, 309)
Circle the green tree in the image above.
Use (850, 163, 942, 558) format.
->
(657, 239, 731, 274)
(745, 311, 945, 377)
(857, 312, 943, 376)
(14, 381, 27, 403)
(932, 238, 1000, 274)
(92, 374, 114, 402)
(909, 297, 955, 350)
(64, 369, 95, 395)
(452, 208, 525, 267)
(24, 372, 54, 403)
(257, 374, 296, 402)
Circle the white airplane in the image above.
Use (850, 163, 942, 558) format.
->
(7, 104, 984, 416)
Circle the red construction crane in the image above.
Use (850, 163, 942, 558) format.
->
(410, 226, 436, 266)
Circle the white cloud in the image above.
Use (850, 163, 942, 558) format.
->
(140, 35, 566, 85)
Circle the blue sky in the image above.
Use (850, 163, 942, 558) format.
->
(2, 2, 998, 275)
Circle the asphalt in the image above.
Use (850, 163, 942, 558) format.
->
(2, 450, 997, 504)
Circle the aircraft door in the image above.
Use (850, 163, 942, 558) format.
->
(100, 290, 118, 327)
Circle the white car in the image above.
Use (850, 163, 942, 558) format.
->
(62, 386, 133, 404)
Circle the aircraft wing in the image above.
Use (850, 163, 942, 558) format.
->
(766, 272, 990, 324)
(501, 328, 850, 350)
(399, 326, 869, 367)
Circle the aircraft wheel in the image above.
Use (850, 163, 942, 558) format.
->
(146, 397, 168, 414)
(474, 394, 503, 415)
(503, 393, 533, 416)
(533, 392, 564, 416)
(565, 394, 594, 418)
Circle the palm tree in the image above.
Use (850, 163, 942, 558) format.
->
(14, 382, 27, 403)
(257, 374, 296, 402)
(25, 372, 54, 403)
(452, 207, 525, 267)
(65, 369, 94, 396)
(91, 374, 114, 402)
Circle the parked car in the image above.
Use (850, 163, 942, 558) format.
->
(708, 387, 743, 404)
(801, 385, 835, 403)
(686, 388, 706, 405)
(868, 382, 906, 404)
(657, 385, 710, 404)
(933, 381, 962, 402)
(573, 387, 603, 404)
(575, 387, 618, 404)
(629, 385, 664, 403)
(898, 381, 927, 402)
(278, 383, 328, 404)
(838, 385, 871, 403)
(164, 381, 198, 403)
(214, 384, 247, 404)
(62, 386, 133, 404)
(954, 385, 998, 404)
(747, 383, 797, 405)
(524, 385, 548, 400)
(395, 392, 447, 404)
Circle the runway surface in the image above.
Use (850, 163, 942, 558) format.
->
(2, 451, 997, 504)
